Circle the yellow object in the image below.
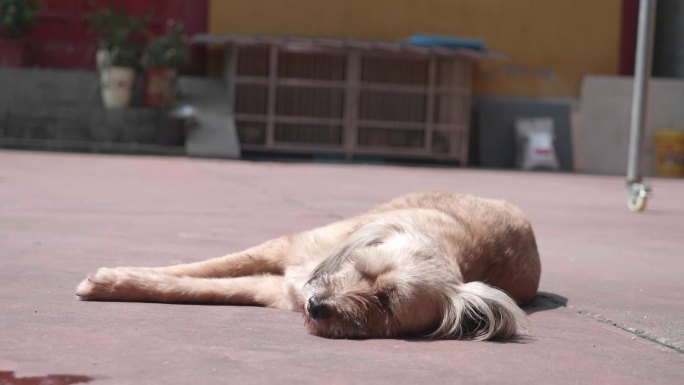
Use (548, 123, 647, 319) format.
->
(654, 130, 684, 177)
(207, 0, 621, 98)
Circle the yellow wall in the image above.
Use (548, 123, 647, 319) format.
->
(208, 0, 622, 98)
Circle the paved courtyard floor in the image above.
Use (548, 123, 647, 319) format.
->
(0, 149, 682, 384)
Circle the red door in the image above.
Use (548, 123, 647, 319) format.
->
(24, 0, 207, 73)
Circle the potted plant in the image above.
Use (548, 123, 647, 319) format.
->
(85, 3, 144, 109)
(0, 0, 41, 66)
(140, 22, 189, 107)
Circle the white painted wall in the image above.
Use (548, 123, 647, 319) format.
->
(575, 75, 684, 176)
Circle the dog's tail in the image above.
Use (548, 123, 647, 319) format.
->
(429, 281, 530, 340)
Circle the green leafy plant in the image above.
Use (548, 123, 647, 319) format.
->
(0, 0, 42, 39)
(84, 1, 144, 67)
(141, 22, 189, 69)
(105, 44, 140, 67)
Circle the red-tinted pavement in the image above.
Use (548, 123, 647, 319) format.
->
(1, 150, 682, 384)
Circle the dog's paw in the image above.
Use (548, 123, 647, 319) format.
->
(75, 267, 130, 301)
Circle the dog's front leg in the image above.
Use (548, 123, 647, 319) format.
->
(134, 236, 293, 278)
(75, 268, 292, 309)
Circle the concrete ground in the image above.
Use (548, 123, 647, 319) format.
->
(0, 149, 682, 385)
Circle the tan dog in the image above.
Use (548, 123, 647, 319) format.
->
(76, 192, 541, 340)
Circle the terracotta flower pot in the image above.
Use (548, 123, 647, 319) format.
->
(144, 67, 178, 107)
(100, 66, 136, 109)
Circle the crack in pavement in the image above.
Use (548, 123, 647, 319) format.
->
(575, 309, 683, 354)
(535, 295, 683, 354)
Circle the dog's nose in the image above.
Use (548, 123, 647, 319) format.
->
(307, 296, 331, 320)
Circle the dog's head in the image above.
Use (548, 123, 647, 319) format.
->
(302, 221, 528, 340)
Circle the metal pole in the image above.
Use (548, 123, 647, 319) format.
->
(627, 0, 657, 183)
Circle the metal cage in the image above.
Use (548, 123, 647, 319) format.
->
(195, 35, 500, 164)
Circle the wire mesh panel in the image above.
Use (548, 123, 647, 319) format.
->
(361, 56, 428, 85)
(431, 131, 462, 156)
(436, 58, 470, 88)
(358, 91, 426, 122)
(237, 47, 270, 77)
(358, 127, 425, 149)
(275, 123, 343, 146)
(278, 52, 346, 80)
(433, 94, 467, 125)
(276, 87, 344, 118)
(235, 85, 268, 115)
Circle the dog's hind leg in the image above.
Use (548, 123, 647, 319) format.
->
(75, 268, 292, 309)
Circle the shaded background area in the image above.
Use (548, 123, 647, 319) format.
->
(3, 0, 684, 177)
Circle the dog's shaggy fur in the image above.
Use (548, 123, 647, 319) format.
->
(76, 192, 541, 340)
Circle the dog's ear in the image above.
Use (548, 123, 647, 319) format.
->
(308, 222, 403, 282)
(430, 281, 529, 340)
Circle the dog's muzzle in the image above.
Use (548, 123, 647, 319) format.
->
(307, 296, 331, 320)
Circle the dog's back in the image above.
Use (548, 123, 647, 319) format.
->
(371, 192, 541, 303)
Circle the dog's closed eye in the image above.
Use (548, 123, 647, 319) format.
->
(356, 255, 394, 280)
(376, 291, 391, 309)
